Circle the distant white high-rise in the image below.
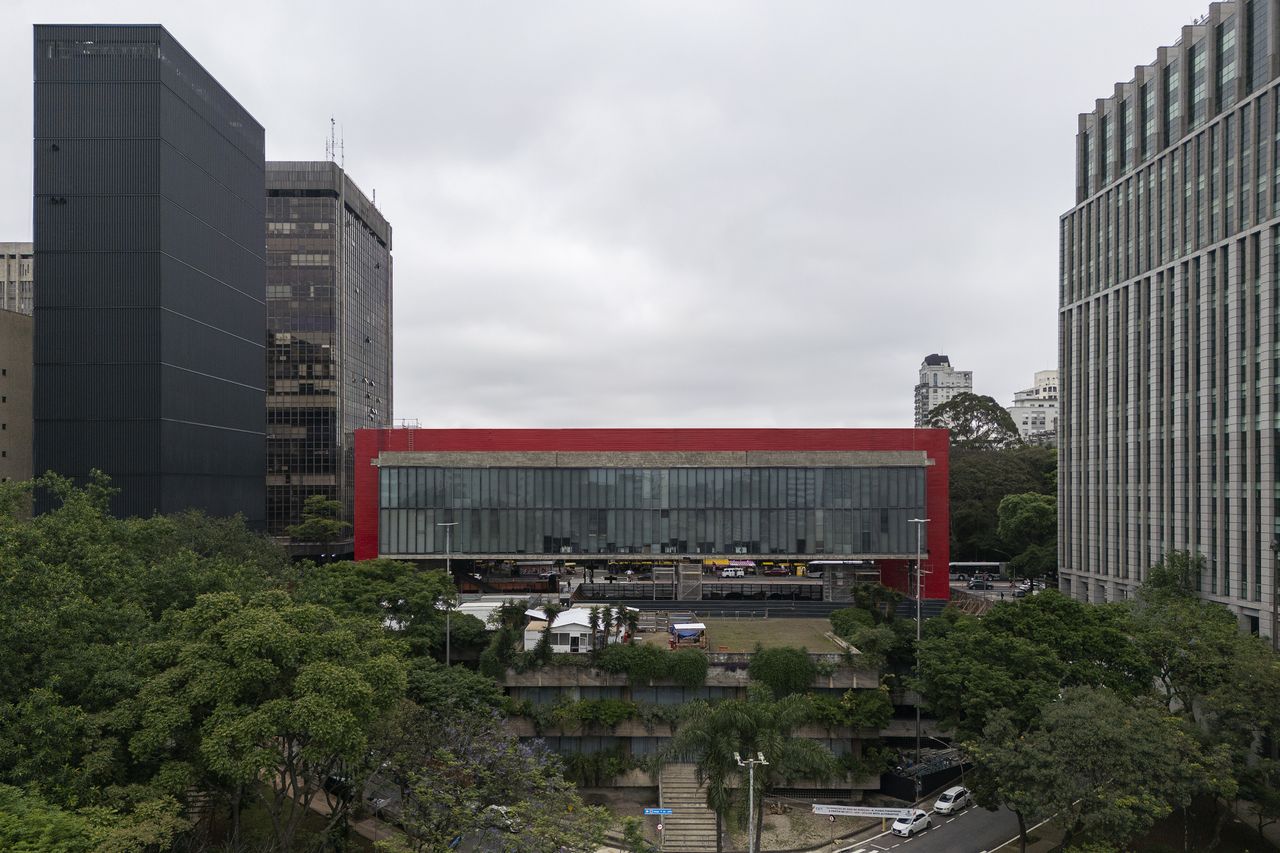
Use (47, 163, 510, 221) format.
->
(1007, 369, 1058, 443)
(913, 354, 972, 427)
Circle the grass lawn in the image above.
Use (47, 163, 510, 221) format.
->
(638, 616, 841, 652)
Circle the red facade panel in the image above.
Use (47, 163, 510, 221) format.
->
(354, 428, 951, 599)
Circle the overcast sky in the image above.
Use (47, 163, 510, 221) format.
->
(3, 1, 1202, 428)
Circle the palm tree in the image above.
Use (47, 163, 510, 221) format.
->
(599, 605, 614, 645)
(666, 686, 836, 843)
(623, 608, 640, 644)
(535, 602, 564, 662)
(588, 606, 602, 653)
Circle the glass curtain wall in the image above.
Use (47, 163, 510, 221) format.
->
(379, 466, 926, 557)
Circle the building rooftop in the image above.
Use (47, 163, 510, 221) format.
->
(636, 616, 843, 654)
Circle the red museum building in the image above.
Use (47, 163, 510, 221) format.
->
(354, 428, 950, 600)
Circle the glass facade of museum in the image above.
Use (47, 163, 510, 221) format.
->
(378, 465, 925, 557)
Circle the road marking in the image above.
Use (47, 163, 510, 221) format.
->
(989, 814, 1055, 851)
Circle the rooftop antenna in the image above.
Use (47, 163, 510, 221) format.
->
(325, 116, 336, 162)
(339, 122, 345, 170)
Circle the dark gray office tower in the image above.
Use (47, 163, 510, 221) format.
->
(266, 162, 392, 536)
(33, 26, 266, 525)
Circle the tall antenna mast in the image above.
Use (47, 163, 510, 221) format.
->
(340, 123, 345, 169)
(326, 116, 337, 163)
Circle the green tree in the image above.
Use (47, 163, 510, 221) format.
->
(996, 492, 1057, 579)
(996, 492, 1056, 553)
(371, 699, 608, 853)
(130, 591, 407, 850)
(620, 816, 657, 852)
(747, 646, 817, 697)
(0, 473, 288, 822)
(949, 445, 1056, 561)
(667, 687, 836, 844)
(285, 493, 351, 545)
(917, 591, 1151, 738)
(970, 688, 1234, 852)
(925, 392, 1023, 450)
(0, 784, 187, 853)
(405, 656, 504, 717)
(295, 557, 483, 659)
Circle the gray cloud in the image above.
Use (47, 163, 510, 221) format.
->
(2, 0, 1197, 427)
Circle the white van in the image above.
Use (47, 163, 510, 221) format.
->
(720, 567, 745, 578)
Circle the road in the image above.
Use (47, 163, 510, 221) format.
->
(832, 804, 1023, 853)
(950, 580, 1041, 603)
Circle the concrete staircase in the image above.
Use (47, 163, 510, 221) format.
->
(659, 763, 719, 852)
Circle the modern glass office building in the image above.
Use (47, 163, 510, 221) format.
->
(355, 428, 952, 599)
(33, 25, 266, 524)
(266, 162, 392, 535)
(1060, 0, 1280, 636)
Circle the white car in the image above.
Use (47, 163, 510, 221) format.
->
(891, 808, 932, 837)
(933, 785, 972, 814)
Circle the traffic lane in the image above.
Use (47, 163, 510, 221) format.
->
(950, 582, 1036, 602)
(837, 805, 1021, 853)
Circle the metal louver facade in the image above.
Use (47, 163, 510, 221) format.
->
(33, 25, 266, 525)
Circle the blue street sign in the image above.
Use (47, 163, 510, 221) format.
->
(644, 807, 673, 815)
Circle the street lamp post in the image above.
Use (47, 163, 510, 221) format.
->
(437, 521, 458, 665)
(734, 751, 768, 853)
(908, 517, 930, 786)
(919, 734, 966, 789)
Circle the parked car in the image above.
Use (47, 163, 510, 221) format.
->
(720, 567, 745, 578)
(1012, 588, 1028, 598)
(764, 565, 791, 576)
(933, 786, 972, 815)
(891, 809, 932, 837)
(968, 580, 993, 590)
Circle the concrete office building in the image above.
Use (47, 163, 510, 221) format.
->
(913, 354, 972, 427)
(1007, 369, 1059, 443)
(1060, 0, 1280, 636)
(266, 161, 392, 536)
(0, 243, 33, 316)
(0, 308, 33, 484)
(34, 26, 266, 525)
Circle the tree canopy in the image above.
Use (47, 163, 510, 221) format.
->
(0, 474, 608, 851)
(285, 493, 351, 545)
(949, 444, 1057, 562)
(925, 392, 1023, 450)
(919, 554, 1280, 851)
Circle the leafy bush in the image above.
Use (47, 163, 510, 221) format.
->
(559, 746, 638, 787)
(552, 698, 639, 728)
(830, 607, 875, 639)
(841, 686, 893, 729)
(748, 646, 817, 697)
(806, 687, 892, 729)
(667, 648, 709, 687)
(595, 644, 708, 687)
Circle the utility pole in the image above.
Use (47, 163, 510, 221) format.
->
(735, 751, 768, 853)
(908, 517, 930, 792)
(437, 521, 459, 665)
